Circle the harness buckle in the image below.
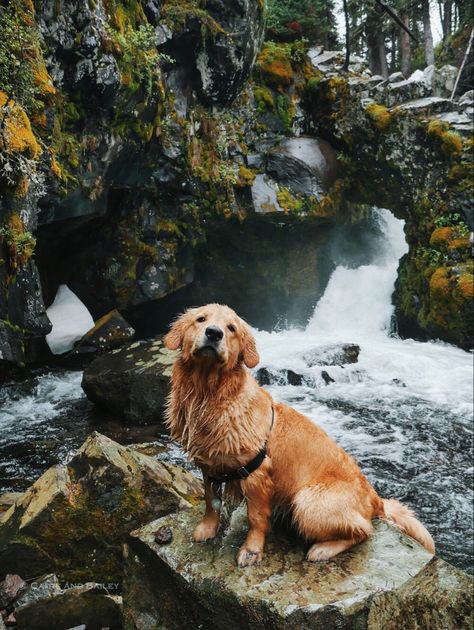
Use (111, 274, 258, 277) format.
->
(237, 466, 250, 479)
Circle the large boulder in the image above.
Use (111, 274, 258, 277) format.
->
(123, 505, 473, 629)
(0, 432, 202, 584)
(81, 338, 176, 423)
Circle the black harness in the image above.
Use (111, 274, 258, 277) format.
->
(208, 406, 274, 511)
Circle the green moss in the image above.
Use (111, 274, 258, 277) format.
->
(254, 85, 274, 114)
(275, 93, 295, 132)
(0, 214, 36, 271)
(160, 0, 225, 35)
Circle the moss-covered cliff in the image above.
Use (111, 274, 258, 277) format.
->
(0, 0, 472, 372)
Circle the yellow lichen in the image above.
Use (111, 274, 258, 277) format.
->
(236, 165, 256, 188)
(457, 273, 474, 299)
(429, 267, 451, 295)
(0, 91, 41, 159)
(34, 62, 56, 96)
(366, 102, 392, 131)
(427, 119, 463, 155)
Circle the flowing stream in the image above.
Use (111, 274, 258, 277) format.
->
(0, 208, 472, 573)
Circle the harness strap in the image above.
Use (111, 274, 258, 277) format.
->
(208, 406, 274, 485)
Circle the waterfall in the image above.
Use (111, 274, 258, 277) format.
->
(253, 207, 473, 573)
(306, 208, 407, 339)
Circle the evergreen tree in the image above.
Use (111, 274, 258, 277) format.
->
(266, 0, 338, 47)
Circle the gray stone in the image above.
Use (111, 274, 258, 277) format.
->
(14, 574, 61, 609)
(303, 343, 360, 367)
(432, 64, 458, 97)
(459, 90, 474, 106)
(251, 174, 283, 214)
(388, 71, 405, 83)
(395, 96, 454, 114)
(81, 338, 176, 423)
(385, 77, 432, 107)
(437, 111, 473, 128)
(308, 49, 343, 69)
(123, 505, 473, 629)
(72, 309, 135, 355)
(195, 0, 265, 103)
(0, 433, 202, 584)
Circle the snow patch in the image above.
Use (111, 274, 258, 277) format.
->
(45, 285, 94, 355)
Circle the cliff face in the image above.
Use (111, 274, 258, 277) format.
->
(0, 1, 472, 373)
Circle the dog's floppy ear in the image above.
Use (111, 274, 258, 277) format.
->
(241, 324, 259, 368)
(164, 310, 192, 351)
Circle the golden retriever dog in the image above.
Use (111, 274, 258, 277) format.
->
(164, 303, 435, 567)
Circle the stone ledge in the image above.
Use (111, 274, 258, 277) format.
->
(123, 505, 473, 629)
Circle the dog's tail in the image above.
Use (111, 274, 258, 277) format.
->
(380, 498, 435, 553)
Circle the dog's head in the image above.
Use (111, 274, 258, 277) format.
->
(164, 304, 259, 370)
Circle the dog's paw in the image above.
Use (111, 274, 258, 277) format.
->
(236, 546, 263, 567)
(192, 520, 218, 543)
(306, 543, 333, 562)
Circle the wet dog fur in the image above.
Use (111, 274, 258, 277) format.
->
(164, 303, 435, 567)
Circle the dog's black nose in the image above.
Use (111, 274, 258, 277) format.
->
(205, 325, 223, 342)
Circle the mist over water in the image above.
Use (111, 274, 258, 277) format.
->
(254, 208, 474, 572)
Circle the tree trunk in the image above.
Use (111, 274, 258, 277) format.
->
(443, 1, 453, 52)
(400, 13, 411, 77)
(422, 0, 435, 66)
(342, 0, 350, 70)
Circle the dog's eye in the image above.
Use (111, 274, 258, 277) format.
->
(196, 316, 206, 323)
(227, 324, 236, 333)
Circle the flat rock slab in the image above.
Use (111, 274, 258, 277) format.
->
(123, 505, 473, 629)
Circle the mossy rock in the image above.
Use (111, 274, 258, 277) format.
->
(0, 432, 202, 585)
(81, 337, 177, 423)
(123, 505, 473, 629)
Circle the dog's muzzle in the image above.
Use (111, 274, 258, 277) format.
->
(195, 325, 224, 358)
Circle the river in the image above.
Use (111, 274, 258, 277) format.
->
(1, 208, 472, 574)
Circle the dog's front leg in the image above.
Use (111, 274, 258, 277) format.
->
(237, 461, 273, 567)
(193, 471, 221, 543)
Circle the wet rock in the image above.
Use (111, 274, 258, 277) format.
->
(0, 432, 202, 584)
(255, 367, 312, 388)
(14, 582, 122, 630)
(0, 494, 23, 523)
(321, 370, 335, 385)
(81, 338, 176, 423)
(0, 575, 27, 608)
(303, 343, 360, 367)
(264, 137, 339, 200)
(14, 574, 61, 609)
(154, 526, 173, 545)
(250, 174, 283, 214)
(283, 370, 301, 386)
(123, 505, 473, 629)
(72, 309, 135, 355)
(194, 0, 265, 103)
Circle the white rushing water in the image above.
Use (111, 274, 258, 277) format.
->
(254, 208, 473, 571)
(255, 208, 473, 416)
